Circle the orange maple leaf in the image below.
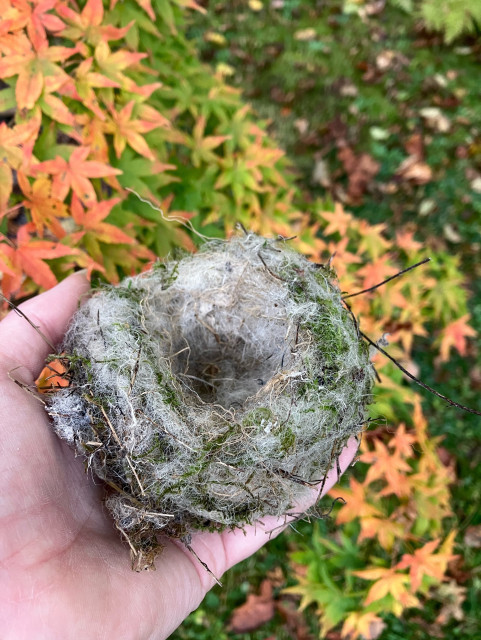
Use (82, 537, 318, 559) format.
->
(387, 423, 417, 458)
(105, 101, 167, 160)
(356, 256, 399, 293)
(0, 240, 21, 298)
(5, 224, 79, 290)
(329, 477, 383, 524)
(70, 193, 134, 245)
(11, 0, 65, 50)
(0, 113, 41, 214)
(358, 515, 406, 551)
(33, 146, 122, 205)
(35, 357, 69, 392)
(17, 172, 69, 238)
(395, 535, 456, 592)
(360, 439, 412, 498)
(0, 30, 78, 110)
(57, 0, 133, 45)
(320, 203, 356, 237)
(438, 314, 477, 362)
(354, 566, 420, 615)
(395, 229, 423, 254)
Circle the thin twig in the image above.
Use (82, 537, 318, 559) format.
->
(1, 293, 55, 350)
(182, 540, 223, 586)
(361, 330, 481, 416)
(342, 257, 431, 300)
(258, 251, 287, 282)
(93, 400, 146, 496)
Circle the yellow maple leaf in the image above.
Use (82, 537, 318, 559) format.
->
(342, 611, 386, 640)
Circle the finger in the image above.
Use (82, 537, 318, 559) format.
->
(0, 271, 90, 380)
(185, 436, 359, 587)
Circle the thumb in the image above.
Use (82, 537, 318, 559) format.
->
(0, 271, 90, 380)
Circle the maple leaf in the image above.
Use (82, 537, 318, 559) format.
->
(387, 423, 417, 458)
(33, 146, 122, 205)
(358, 516, 406, 551)
(76, 113, 110, 163)
(94, 40, 146, 90)
(12, 0, 65, 50)
(74, 56, 120, 120)
(356, 221, 391, 260)
(396, 534, 457, 592)
(105, 101, 167, 160)
(329, 477, 384, 524)
(438, 314, 476, 362)
(17, 172, 68, 238)
(35, 357, 69, 392)
(356, 256, 399, 293)
(341, 611, 386, 640)
(183, 114, 230, 167)
(354, 566, 420, 615)
(0, 101, 41, 205)
(319, 203, 356, 237)
(57, 0, 133, 45)
(0, 0, 30, 35)
(395, 230, 423, 254)
(0, 240, 21, 298)
(227, 579, 275, 633)
(0, 31, 78, 110)
(359, 439, 412, 498)
(434, 580, 467, 625)
(70, 193, 134, 245)
(4, 223, 79, 290)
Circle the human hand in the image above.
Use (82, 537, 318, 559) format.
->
(0, 272, 358, 640)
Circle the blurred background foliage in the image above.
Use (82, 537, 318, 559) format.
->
(1, 0, 480, 637)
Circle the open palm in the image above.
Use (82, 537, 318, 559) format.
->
(0, 272, 357, 640)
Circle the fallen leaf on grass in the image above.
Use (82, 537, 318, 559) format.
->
(337, 146, 380, 203)
(294, 28, 317, 41)
(404, 133, 425, 159)
(420, 107, 451, 133)
(276, 598, 315, 640)
(464, 524, 481, 548)
(227, 579, 275, 633)
(396, 155, 432, 184)
(434, 580, 466, 624)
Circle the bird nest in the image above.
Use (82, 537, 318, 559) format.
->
(48, 234, 375, 569)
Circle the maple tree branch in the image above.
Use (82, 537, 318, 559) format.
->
(342, 257, 431, 300)
(360, 330, 481, 416)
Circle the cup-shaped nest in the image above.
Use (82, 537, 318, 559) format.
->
(48, 234, 374, 564)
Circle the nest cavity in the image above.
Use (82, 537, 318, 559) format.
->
(48, 234, 374, 562)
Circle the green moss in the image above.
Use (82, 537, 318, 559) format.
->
(242, 407, 274, 427)
(280, 427, 295, 453)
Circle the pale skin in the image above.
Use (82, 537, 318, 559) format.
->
(0, 271, 358, 640)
